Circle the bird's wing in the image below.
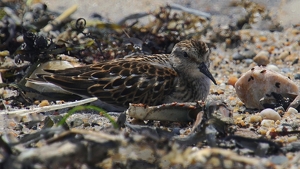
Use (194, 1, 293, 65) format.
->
(40, 59, 178, 107)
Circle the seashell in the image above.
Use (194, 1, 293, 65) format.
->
(235, 66, 299, 109)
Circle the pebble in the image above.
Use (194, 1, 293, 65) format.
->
(257, 128, 267, 135)
(33, 100, 40, 105)
(227, 76, 238, 86)
(261, 119, 275, 127)
(240, 49, 256, 59)
(266, 64, 280, 72)
(249, 115, 262, 123)
(278, 51, 290, 60)
(259, 36, 267, 42)
(232, 49, 256, 60)
(260, 108, 281, 121)
(244, 59, 253, 64)
(287, 136, 298, 143)
(69, 118, 84, 128)
(253, 51, 269, 66)
(232, 52, 244, 60)
(270, 155, 288, 165)
(39, 100, 50, 107)
(0, 50, 9, 57)
(294, 73, 300, 80)
(286, 107, 298, 114)
(282, 67, 292, 73)
(235, 66, 299, 109)
(284, 53, 298, 62)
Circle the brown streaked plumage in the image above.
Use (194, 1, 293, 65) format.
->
(39, 40, 217, 111)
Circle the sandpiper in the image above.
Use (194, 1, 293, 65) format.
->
(39, 40, 217, 111)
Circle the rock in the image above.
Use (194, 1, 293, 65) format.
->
(284, 53, 298, 62)
(261, 119, 275, 127)
(287, 136, 298, 143)
(266, 64, 280, 72)
(282, 67, 292, 73)
(259, 36, 267, 42)
(232, 52, 244, 60)
(294, 73, 300, 80)
(270, 155, 288, 165)
(0, 50, 9, 57)
(233, 49, 256, 61)
(228, 76, 238, 86)
(260, 108, 281, 121)
(235, 66, 299, 109)
(287, 107, 298, 114)
(244, 59, 253, 64)
(253, 51, 269, 66)
(38, 100, 50, 107)
(240, 49, 256, 59)
(69, 118, 85, 128)
(278, 51, 290, 60)
(249, 115, 262, 123)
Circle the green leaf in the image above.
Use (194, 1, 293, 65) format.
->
(58, 105, 118, 129)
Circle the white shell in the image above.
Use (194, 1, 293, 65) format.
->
(235, 66, 299, 109)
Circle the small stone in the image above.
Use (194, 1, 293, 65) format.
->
(257, 128, 267, 135)
(282, 67, 292, 73)
(235, 66, 299, 109)
(266, 64, 280, 72)
(287, 136, 298, 143)
(42, 115, 69, 129)
(249, 115, 262, 123)
(216, 89, 224, 94)
(287, 107, 298, 114)
(253, 51, 269, 66)
(240, 49, 256, 59)
(278, 51, 290, 60)
(284, 53, 297, 62)
(0, 50, 10, 57)
(232, 52, 244, 60)
(236, 119, 246, 127)
(70, 118, 84, 127)
(261, 119, 275, 127)
(260, 108, 281, 121)
(33, 100, 40, 105)
(39, 100, 50, 107)
(259, 36, 267, 42)
(270, 155, 288, 165)
(244, 59, 253, 64)
(294, 73, 300, 80)
(228, 76, 238, 86)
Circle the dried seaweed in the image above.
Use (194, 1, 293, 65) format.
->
(0, 0, 299, 168)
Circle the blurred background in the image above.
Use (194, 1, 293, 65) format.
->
(45, 0, 299, 27)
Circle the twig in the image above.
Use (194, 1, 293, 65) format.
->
(0, 97, 98, 116)
(42, 5, 78, 32)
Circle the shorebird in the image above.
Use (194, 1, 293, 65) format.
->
(38, 40, 217, 111)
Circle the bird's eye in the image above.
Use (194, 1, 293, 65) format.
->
(183, 52, 189, 58)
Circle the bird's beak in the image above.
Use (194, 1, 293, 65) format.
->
(198, 62, 217, 85)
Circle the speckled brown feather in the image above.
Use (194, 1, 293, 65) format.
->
(42, 56, 178, 107)
(39, 40, 216, 109)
